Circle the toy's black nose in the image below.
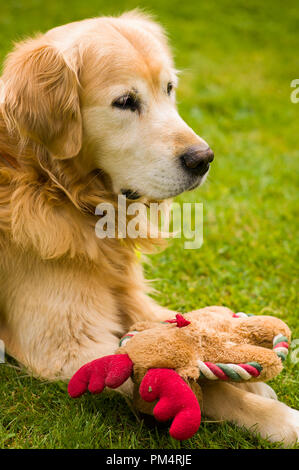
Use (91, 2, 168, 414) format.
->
(180, 145, 214, 176)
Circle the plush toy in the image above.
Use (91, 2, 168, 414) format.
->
(68, 306, 291, 441)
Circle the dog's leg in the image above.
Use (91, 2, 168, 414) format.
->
(201, 381, 299, 446)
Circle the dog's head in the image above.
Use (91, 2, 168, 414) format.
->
(1, 11, 213, 201)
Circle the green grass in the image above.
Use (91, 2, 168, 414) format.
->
(0, 0, 298, 449)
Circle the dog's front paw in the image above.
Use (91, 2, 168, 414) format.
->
(264, 404, 299, 447)
(287, 408, 299, 445)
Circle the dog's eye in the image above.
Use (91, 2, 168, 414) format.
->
(167, 82, 174, 95)
(112, 94, 140, 112)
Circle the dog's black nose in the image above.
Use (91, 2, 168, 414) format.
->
(180, 145, 214, 176)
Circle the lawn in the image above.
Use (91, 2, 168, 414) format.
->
(0, 0, 298, 449)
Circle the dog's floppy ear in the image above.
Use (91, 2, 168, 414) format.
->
(2, 36, 82, 159)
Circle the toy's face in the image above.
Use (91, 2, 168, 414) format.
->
(121, 322, 196, 371)
(118, 314, 211, 380)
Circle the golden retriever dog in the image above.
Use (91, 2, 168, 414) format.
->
(0, 11, 298, 446)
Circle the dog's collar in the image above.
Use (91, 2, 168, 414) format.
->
(0, 152, 19, 170)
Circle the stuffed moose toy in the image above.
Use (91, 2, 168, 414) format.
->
(68, 306, 291, 440)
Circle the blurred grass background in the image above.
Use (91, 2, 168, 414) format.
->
(0, 0, 298, 449)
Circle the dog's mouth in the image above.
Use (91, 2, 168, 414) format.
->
(121, 174, 207, 201)
(186, 177, 204, 192)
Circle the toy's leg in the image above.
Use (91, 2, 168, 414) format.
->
(202, 343, 283, 382)
(232, 315, 291, 350)
(201, 381, 299, 446)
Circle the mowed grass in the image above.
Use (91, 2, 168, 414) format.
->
(0, 0, 298, 449)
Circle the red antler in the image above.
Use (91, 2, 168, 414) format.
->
(139, 369, 201, 440)
(68, 354, 133, 398)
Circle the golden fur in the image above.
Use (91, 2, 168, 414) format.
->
(0, 11, 298, 445)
